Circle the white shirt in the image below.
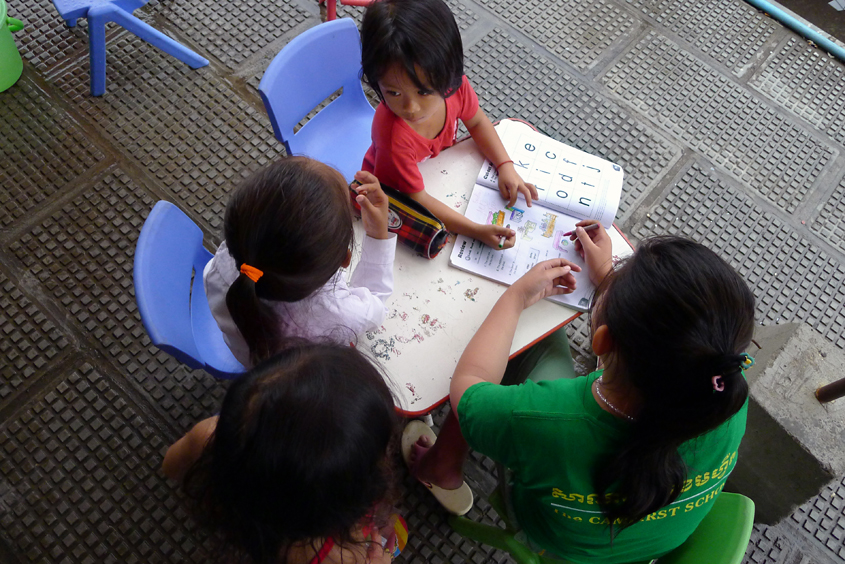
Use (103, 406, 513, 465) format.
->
(203, 234, 397, 368)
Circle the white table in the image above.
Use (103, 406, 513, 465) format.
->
(349, 136, 631, 415)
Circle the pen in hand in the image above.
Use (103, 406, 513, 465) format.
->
(498, 224, 511, 248)
(562, 223, 601, 237)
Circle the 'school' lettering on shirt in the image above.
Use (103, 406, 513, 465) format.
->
(362, 76, 479, 194)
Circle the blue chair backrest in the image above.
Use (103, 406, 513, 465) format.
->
(258, 19, 375, 181)
(134, 201, 244, 379)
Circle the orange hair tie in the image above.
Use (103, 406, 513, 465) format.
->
(239, 264, 264, 283)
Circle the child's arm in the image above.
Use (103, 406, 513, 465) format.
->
(449, 259, 580, 409)
(409, 189, 516, 249)
(463, 109, 539, 208)
(162, 416, 218, 482)
(336, 171, 397, 333)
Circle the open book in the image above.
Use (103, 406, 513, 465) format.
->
(449, 120, 632, 312)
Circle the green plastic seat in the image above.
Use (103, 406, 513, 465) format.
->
(449, 491, 755, 564)
(656, 493, 755, 564)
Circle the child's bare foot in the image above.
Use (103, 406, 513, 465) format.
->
(409, 435, 465, 491)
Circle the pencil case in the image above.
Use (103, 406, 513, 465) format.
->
(351, 184, 449, 260)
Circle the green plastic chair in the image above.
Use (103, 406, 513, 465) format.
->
(449, 491, 755, 564)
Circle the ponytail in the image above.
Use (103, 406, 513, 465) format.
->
(226, 272, 283, 367)
(592, 237, 755, 529)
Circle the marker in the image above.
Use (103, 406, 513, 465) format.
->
(562, 223, 601, 237)
(498, 224, 511, 248)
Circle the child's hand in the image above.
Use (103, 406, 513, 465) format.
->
(353, 171, 390, 240)
(571, 220, 613, 286)
(497, 163, 539, 208)
(366, 531, 395, 564)
(474, 223, 516, 250)
(510, 258, 580, 309)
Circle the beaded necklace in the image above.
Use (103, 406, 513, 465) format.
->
(595, 375, 636, 422)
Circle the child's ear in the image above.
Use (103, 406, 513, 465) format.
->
(592, 325, 613, 357)
(342, 249, 352, 269)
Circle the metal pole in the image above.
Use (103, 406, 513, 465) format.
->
(815, 377, 845, 403)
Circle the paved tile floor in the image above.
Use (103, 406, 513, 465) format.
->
(1, 0, 845, 562)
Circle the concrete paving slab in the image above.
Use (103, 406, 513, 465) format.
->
(7, 169, 227, 432)
(601, 32, 837, 214)
(49, 33, 283, 233)
(150, 0, 312, 70)
(625, 0, 780, 76)
(790, 477, 845, 561)
(334, 0, 478, 30)
(465, 29, 682, 224)
(0, 73, 106, 230)
(474, 0, 637, 72)
(0, 360, 212, 563)
(750, 36, 845, 147)
(0, 270, 70, 406)
(633, 161, 845, 347)
(813, 173, 845, 253)
(8, 0, 93, 74)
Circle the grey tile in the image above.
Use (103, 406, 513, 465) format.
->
(8, 170, 227, 432)
(602, 32, 837, 214)
(152, 0, 312, 69)
(0, 74, 106, 229)
(0, 361, 212, 563)
(334, 0, 477, 30)
(474, 0, 635, 71)
(745, 524, 792, 564)
(0, 271, 70, 405)
(812, 173, 845, 255)
(625, 0, 779, 76)
(466, 29, 681, 224)
(52, 33, 283, 232)
(789, 476, 845, 562)
(751, 37, 845, 147)
(8, 0, 92, 73)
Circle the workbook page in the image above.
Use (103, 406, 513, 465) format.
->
(450, 188, 595, 311)
(477, 120, 624, 227)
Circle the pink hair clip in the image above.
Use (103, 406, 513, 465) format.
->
(712, 375, 725, 393)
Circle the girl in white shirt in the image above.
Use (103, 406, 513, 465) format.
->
(204, 156, 397, 368)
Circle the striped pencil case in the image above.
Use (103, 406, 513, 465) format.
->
(351, 183, 449, 260)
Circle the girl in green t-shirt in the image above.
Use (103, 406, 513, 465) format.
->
(406, 223, 756, 562)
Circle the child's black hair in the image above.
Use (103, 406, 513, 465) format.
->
(592, 236, 755, 529)
(184, 343, 400, 564)
(223, 157, 354, 366)
(361, 0, 464, 100)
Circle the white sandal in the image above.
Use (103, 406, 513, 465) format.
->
(401, 420, 474, 516)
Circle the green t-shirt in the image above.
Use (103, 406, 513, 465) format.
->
(457, 371, 747, 564)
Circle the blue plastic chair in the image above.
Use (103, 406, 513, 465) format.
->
(258, 19, 375, 182)
(134, 201, 245, 379)
(51, 0, 208, 96)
